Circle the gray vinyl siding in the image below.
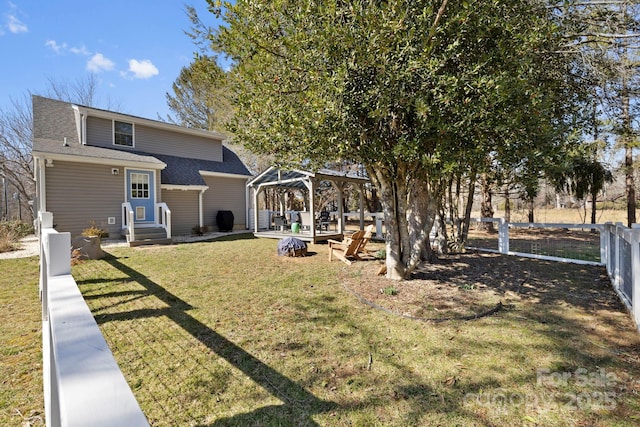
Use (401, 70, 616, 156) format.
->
(86, 116, 223, 161)
(202, 176, 247, 230)
(45, 161, 125, 238)
(161, 190, 199, 236)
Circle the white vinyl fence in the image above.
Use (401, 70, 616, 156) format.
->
(601, 222, 640, 328)
(39, 212, 148, 427)
(468, 218, 640, 331)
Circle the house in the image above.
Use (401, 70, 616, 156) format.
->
(32, 95, 251, 244)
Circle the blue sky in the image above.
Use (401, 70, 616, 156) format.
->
(0, 1, 223, 120)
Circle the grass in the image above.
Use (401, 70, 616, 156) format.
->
(3, 233, 640, 426)
(0, 257, 43, 426)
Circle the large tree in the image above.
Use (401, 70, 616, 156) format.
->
(166, 54, 232, 132)
(214, 0, 582, 279)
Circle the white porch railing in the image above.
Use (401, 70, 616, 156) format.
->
(156, 202, 172, 239)
(122, 202, 135, 242)
(39, 212, 148, 427)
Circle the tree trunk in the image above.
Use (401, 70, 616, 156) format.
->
(590, 189, 597, 225)
(504, 187, 511, 223)
(528, 197, 535, 223)
(479, 173, 494, 232)
(369, 163, 438, 280)
(460, 171, 477, 244)
(625, 145, 635, 227)
(622, 77, 636, 227)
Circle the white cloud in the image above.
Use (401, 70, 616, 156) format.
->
(70, 45, 90, 55)
(7, 14, 26, 33)
(45, 39, 66, 53)
(3, 2, 28, 34)
(46, 40, 90, 56)
(87, 53, 115, 73)
(124, 59, 159, 79)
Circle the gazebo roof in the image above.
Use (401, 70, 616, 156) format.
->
(247, 166, 369, 190)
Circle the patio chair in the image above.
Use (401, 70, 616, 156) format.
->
(328, 229, 365, 265)
(317, 210, 330, 231)
(298, 211, 311, 231)
(273, 215, 289, 232)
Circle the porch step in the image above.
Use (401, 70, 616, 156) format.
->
(125, 227, 172, 247)
(129, 238, 173, 247)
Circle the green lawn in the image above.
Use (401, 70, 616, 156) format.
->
(0, 257, 43, 426)
(2, 235, 640, 426)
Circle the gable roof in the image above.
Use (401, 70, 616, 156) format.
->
(152, 147, 252, 186)
(247, 166, 369, 190)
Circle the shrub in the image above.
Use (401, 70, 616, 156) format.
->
(0, 227, 17, 253)
(0, 220, 33, 239)
(381, 286, 398, 296)
(0, 221, 33, 253)
(82, 221, 109, 238)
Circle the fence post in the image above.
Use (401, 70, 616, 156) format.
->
(615, 223, 624, 291)
(600, 224, 609, 267)
(498, 218, 509, 254)
(376, 216, 383, 238)
(632, 229, 640, 329)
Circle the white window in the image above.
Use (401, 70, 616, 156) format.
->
(114, 121, 134, 147)
(130, 173, 149, 198)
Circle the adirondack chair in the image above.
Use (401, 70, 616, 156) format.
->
(328, 230, 365, 265)
(355, 224, 376, 260)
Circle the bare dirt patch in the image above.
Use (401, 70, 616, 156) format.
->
(342, 251, 621, 322)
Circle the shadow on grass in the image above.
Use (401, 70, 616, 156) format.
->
(95, 252, 336, 426)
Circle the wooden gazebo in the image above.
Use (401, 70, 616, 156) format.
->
(246, 167, 370, 243)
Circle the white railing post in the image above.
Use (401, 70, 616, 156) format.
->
(122, 202, 135, 242)
(166, 209, 171, 239)
(155, 203, 171, 239)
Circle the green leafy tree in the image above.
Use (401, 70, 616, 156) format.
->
(214, 0, 583, 279)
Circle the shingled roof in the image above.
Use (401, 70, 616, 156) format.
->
(152, 146, 252, 186)
(33, 138, 166, 168)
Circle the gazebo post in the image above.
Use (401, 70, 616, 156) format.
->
(305, 178, 316, 240)
(253, 185, 262, 232)
(334, 181, 345, 235)
(359, 183, 365, 230)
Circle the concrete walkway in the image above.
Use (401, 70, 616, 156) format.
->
(0, 230, 252, 260)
